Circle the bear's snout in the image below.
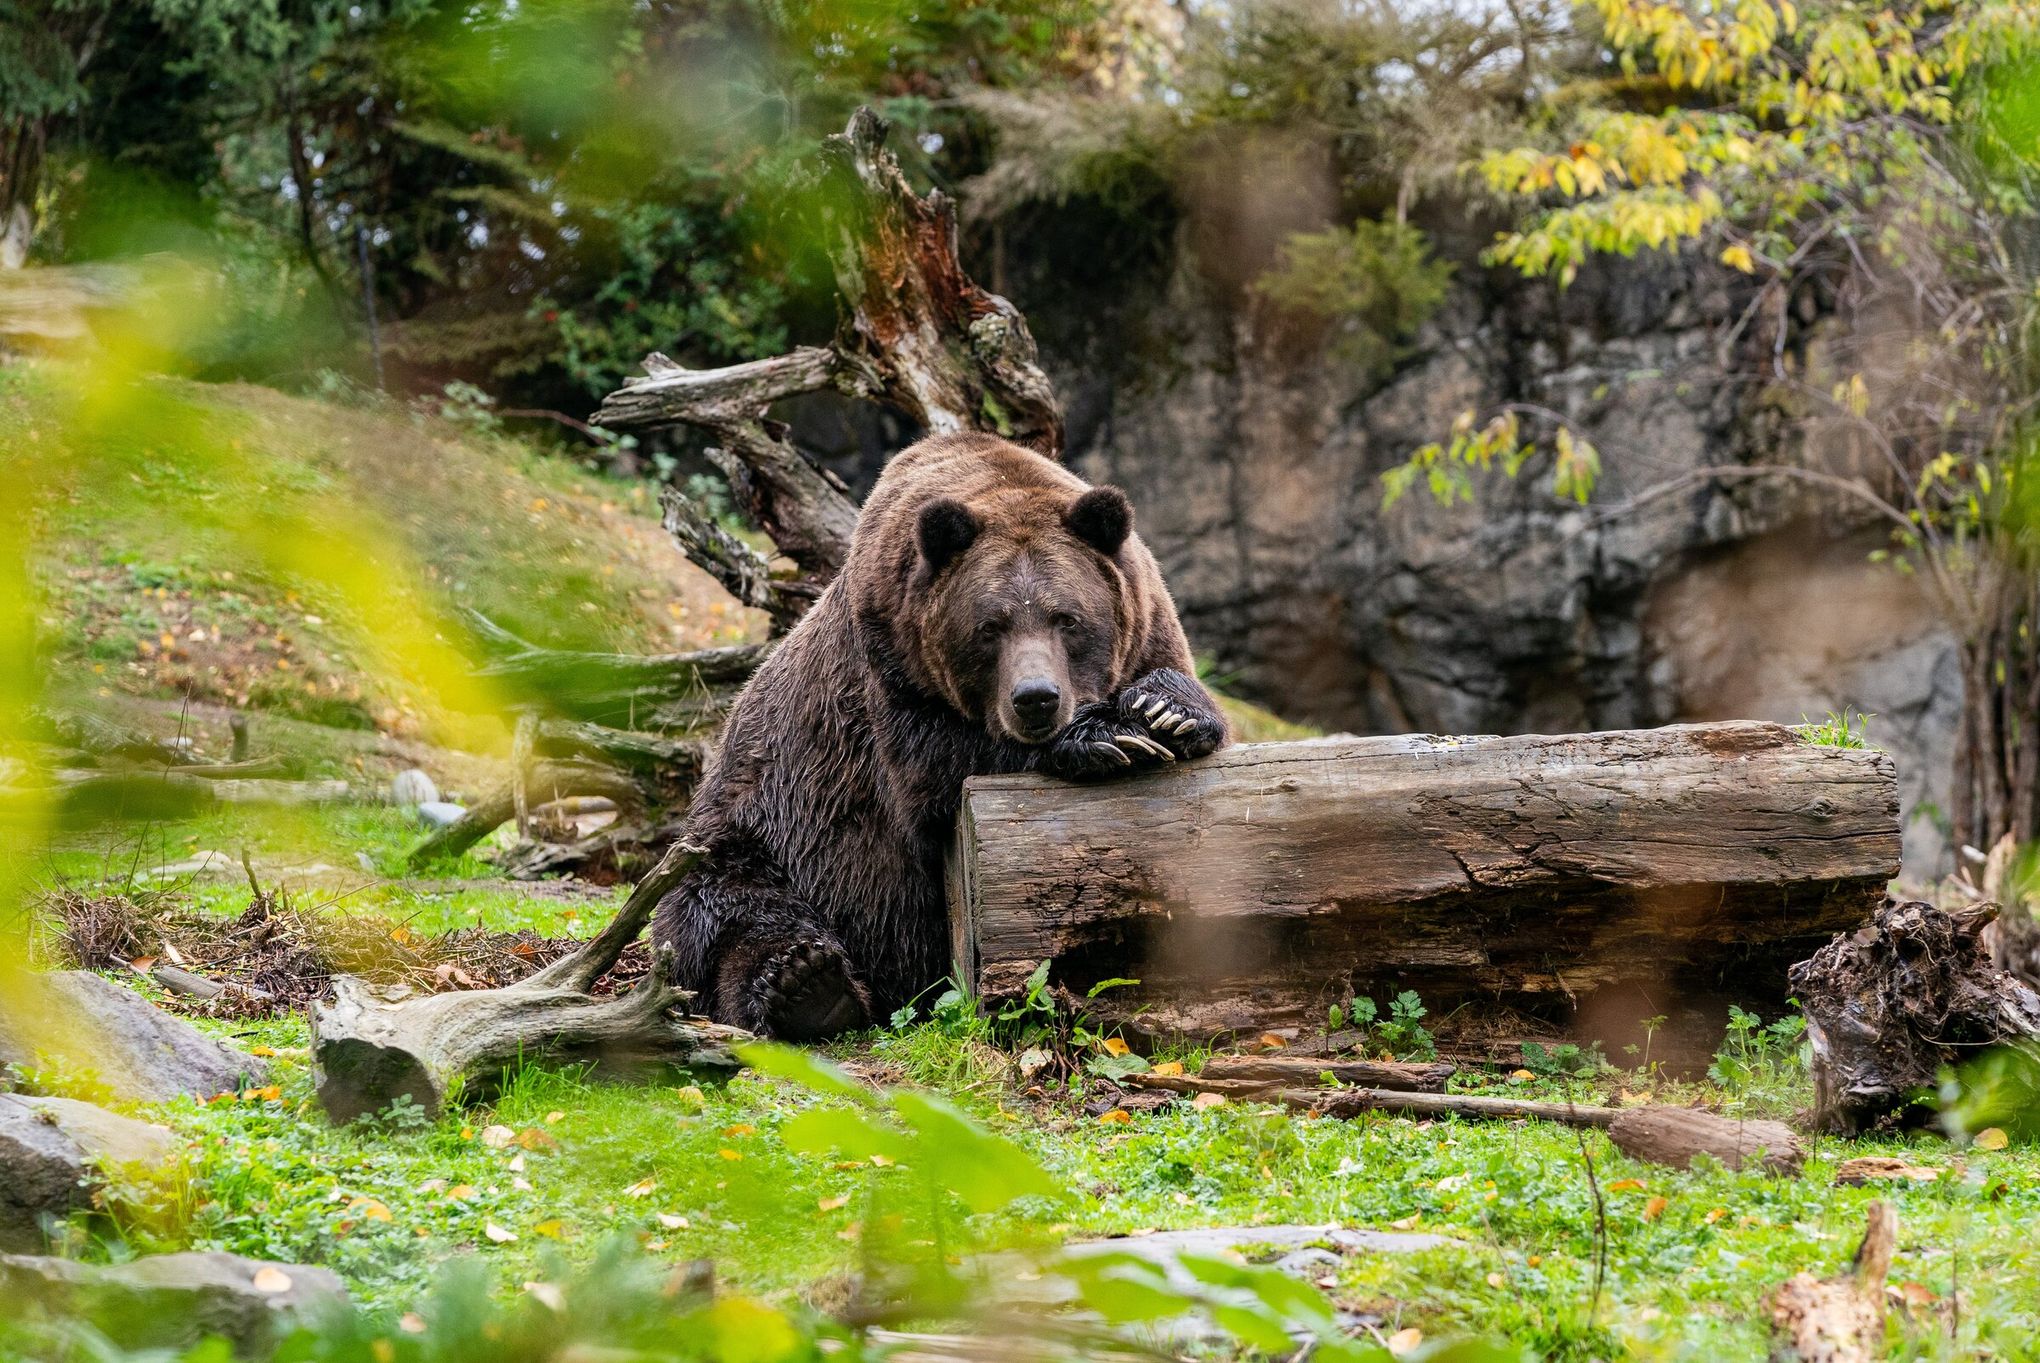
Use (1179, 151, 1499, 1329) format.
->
(1010, 677, 1063, 738)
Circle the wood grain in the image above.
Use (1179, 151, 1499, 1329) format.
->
(951, 722, 1898, 1038)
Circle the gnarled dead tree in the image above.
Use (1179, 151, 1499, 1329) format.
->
(410, 107, 1059, 872)
(313, 842, 743, 1121)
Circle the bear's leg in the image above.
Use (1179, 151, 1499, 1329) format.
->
(1044, 667, 1226, 779)
(656, 877, 873, 1040)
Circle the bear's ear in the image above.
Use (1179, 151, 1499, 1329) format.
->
(1065, 486, 1133, 557)
(917, 497, 981, 574)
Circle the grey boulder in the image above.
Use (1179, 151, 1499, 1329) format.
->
(0, 1250, 347, 1355)
(0, 970, 268, 1103)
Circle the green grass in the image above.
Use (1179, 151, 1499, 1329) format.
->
(43, 1007, 2029, 1360)
(1794, 709, 1876, 749)
(20, 798, 2040, 1359)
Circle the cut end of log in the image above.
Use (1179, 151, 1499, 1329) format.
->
(1766, 1202, 1895, 1363)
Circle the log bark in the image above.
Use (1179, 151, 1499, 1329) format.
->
(1605, 1107, 1804, 1175)
(951, 723, 1898, 1046)
(1766, 1202, 1896, 1363)
(1789, 897, 2040, 1133)
(311, 842, 745, 1121)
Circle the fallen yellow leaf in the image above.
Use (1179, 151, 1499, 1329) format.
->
(1150, 1060, 1185, 1077)
(837, 1221, 863, 1241)
(1190, 1091, 1227, 1110)
(1509, 1069, 1536, 1082)
(1705, 1207, 1727, 1224)
(1257, 1032, 1288, 1049)
(625, 1178, 657, 1198)
(869, 1154, 895, 1167)
(723, 1123, 757, 1137)
(348, 1198, 393, 1222)
(397, 1314, 427, 1335)
(545, 1110, 566, 1124)
(445, 1184, 476, 1200)
(480, 1125, 516, 1148)
(657, 1213, 689, 1230)
(484, 1222, 517, 1244)
(675, 1086, 705, 1107)
(515, 1128, 558, 1152)
(1485, 1271, 1506, 1288)
(1388, 1326, 1423, 1356)
(532, 1219, 565, 1240)
(1098, 1109, 1133, 1124)
(1975, 1127, 2010, 1150)
(1101, 1037, 1130, 1056)
(1643, 1195, 1669, 1221)
(719, 1148, 742, 1161)
(1605, 1178, 1646, 1193)
(1389, 1214, 1421, 1231)
(248, 1045, 278, 1058)
(818, 1194, 851, 1211)
(1527, 1254, 1542, 1267)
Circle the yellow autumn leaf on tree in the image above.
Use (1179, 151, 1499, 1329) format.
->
(1721, 243, 1756, 272)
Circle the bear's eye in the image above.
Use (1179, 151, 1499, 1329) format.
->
(976, 619, 1005, 641)
(1050, 611, 1080, 632)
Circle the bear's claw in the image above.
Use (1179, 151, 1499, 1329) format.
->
(752, 938, 871, 1041)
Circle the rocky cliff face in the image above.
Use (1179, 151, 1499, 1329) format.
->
(1040, 248, 1958, 877)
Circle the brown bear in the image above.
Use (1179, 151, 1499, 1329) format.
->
(651, 431, 1227, 1038)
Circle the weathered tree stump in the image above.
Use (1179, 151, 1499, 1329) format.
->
(1789, 897, 2040, 1133)
(310, 843, 745, 1121)
(1766, 1202, 1896, 1363)
(951, 723, 1898, 1049)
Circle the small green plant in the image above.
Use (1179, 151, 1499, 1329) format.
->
(1792, 710, 1874, 749)
(1521, 1040, 1612, 1079)
(1708, 1005, 1809, 1103)
(1336, 990, 1437, 1061)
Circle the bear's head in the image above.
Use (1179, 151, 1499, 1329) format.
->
(909, 483, 1143, 745)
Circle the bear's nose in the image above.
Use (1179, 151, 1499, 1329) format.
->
(1011, 677, 1061, 723)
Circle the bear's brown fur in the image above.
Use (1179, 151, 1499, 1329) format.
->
(651, 432, 1227, 1037)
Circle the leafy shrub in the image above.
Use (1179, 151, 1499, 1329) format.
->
(1329, 989, 1437, 1062)
(1254, 220, 1454, 374)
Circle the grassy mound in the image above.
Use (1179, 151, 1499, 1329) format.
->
(14, 364, 754, 736)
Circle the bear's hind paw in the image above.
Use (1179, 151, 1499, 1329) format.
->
(751, 938, 872, 1041)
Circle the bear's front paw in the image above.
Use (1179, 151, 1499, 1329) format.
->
(750, 938, 872, 1041)
(1116, 670, 1225, 760)
(1044, 702, 1179, 781)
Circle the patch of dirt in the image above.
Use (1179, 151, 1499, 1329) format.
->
(39, 886, 652, 1016)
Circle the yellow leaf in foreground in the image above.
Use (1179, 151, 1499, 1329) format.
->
(1097, 1109, 1132, 1124)
(1101, 1037, 1130, 1056)
(1388, 1326, 1423, 1356)
(250, 1267, 293, 1294)
(1150, 1060, 1185, 1077)
(484, 1223, 517, 1244)
(1976, 1127, 2010, 1150)
(625, 1178, 657, 1198)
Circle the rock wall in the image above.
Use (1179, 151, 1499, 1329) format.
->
(1040, 249, 1959, 877)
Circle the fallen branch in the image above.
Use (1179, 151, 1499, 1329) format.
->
(1197, 1055, 1455, 1092)
(407, 759, 645, 868)
(310, 842, 744, 1121)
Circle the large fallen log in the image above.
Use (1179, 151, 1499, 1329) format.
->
(948, 722, 1898, 1051)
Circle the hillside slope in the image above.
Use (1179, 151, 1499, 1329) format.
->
(16, 367, 755, 738)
